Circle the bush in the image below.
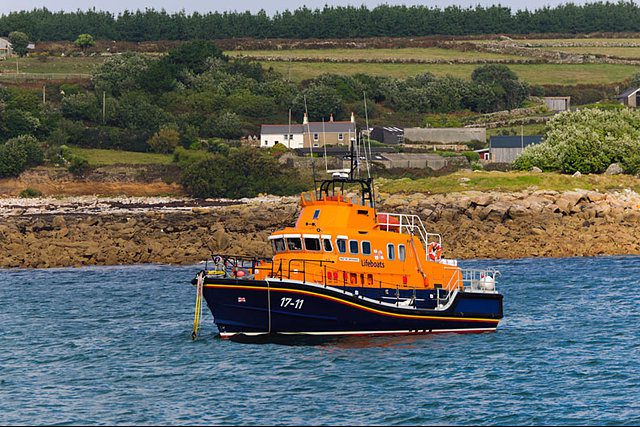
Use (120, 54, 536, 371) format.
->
(513, 108, 640, 174)
(68, 155, 90, 176)
(148, 127, 180, 154)
(462, 151, 480, 163)
(19, 187, 42, 198)
(180, 146, 309, 199)
(0, 135, 45, 177)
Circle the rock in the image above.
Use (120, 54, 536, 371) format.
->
(605, 163, 624, 175)
(531, 167, 543, 173)
(572, 171, 582, 178)
(459, 177, 471, 183)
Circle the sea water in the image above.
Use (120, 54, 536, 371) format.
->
(0, 257, 638, 425)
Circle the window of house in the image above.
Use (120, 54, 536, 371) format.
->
(283, 134, 288, 140)
(304, 238, 321, 251)
(398, 244, 406, 261)
(313, 133, 319, 141)
(286, 237, 302, 251)
(387, 243, 395, 260)
(336, 238, 347, 254)
(323, 238, 333, 252)
(349, 240, 359, 254)
(289, 134, 294, 140)
(313, 143, 319, 148)
(272, 238, 285, 253)
(338, 133, 344, 141)
(361, 241, 371, 255)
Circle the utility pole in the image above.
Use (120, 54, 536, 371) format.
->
(102, 91, 106, 124)
(42, 84, 46, 105)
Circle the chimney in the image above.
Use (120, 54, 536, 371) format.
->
(350, 112, 355, 123)
(303, 112, 308, 125)
(329, 113, 334, 122)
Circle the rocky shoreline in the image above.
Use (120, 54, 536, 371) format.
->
(2, 189, 640, 268)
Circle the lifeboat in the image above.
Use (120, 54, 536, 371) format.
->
(190, 149, 503, 341)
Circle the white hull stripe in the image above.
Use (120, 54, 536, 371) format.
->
(219, 328, 496, 338)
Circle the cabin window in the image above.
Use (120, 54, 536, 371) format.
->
(336, 238, 347, 254)
(286, 237, 302, 251)
(361, 241, 371, 255)
(349, 240, 359, 254)
(387, 243, 395, 260)
(304, 238, 321, 251)
(313, 209, 320, 220)
(272, 238, 285, 253)
(323, 238, 333, 252)
(398, 244, 406, 261)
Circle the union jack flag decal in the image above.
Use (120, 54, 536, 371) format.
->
(238, 297, 246, 303)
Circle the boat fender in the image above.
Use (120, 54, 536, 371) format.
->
(479, 274, 495, 291)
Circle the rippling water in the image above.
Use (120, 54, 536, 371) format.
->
(1, 257, 639, 425)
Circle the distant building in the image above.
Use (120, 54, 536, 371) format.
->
(370, 126, 404, 145)
(404, 127, 486, 145)
(489, 135, 543, 163)
(543, 96, 570, 112)
(0, 37, 12, 59)
(260, 113, 356, 149)
(616, 87, 640, 108)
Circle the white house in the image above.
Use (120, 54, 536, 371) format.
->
(260, 113, 357, 149)
(0, 37, 12, 59)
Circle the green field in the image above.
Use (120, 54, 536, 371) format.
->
(228, 47, 531, 61)
(263, 60, 639, 84)
(68, 147, 173, 166)
(0, 56, 104, 75)
(378, 170, 640, 194)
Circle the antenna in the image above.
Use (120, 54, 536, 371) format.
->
(322, 117, 328, 173)
(303, 96, 317, 183)
(363, 92, 372, 179)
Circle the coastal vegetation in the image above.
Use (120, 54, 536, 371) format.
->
(514, 109, 640, 174)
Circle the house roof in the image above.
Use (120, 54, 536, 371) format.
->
(617, 86, 640, 99)
(261, 121, 355, 135)
(490, 135, 543, 149)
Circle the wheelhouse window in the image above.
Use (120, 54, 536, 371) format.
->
(387, 243, 395, 260)
(323, 238, 333, 252)
(304, 238, 321, 251)
(272, 238, 285, 253)
(349, 240, 359, 254)
(361, 241, 371, 255)
(286, 237, 302, 251)
(336, 238, 347, 254)
(398, 244, 406, 261)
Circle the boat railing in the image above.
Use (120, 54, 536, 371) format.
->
(436, 267, 500, 307)
(377, 212, 441, 260)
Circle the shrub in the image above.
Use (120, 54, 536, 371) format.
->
(68, 155, 90, 176)
(148, 127, 180, 154)
(462, 151, 480, 163)
(513, 108, 640, 174)
(0, 135, 45, 177)
(19, 187, 42, 198)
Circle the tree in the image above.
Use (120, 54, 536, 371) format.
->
(8, 31, 29, 57)
(74, 34, 95, 52)
(92, 53, 150, 96)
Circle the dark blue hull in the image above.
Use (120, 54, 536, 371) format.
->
(202, 278, 503, 339)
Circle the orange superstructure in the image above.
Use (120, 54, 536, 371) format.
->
(253, 181, 463, 293)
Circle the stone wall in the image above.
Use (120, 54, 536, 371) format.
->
(404, 128, 486, 144)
